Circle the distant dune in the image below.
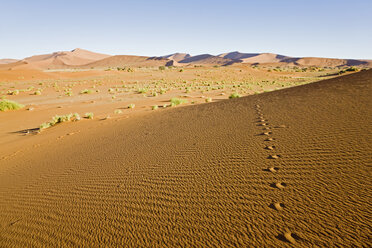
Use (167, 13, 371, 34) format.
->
(1, 49, 371, 70)
(178, 54, 236, 65)
(161, 53, 191, 62)
(0, 48, 110, 70)
(0, 59, 18, 64)
(82, 55, 170, 68)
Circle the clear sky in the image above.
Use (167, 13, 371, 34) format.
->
(1, 0, 371, 59)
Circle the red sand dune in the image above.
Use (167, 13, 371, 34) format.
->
(0, 70, 371, 246)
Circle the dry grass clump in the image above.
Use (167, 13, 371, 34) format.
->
(229, 92, 241, 99)
(85, 112, 94, 119)
(170, 98, 188, 106)
(39, 113, 81, 130)
(0, 99, 25, 111)
(80, 89, 93, 94)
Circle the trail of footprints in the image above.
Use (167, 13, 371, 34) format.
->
(254, 103, 300, 245)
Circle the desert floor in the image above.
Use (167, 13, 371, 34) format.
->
(0, 66, 371, 247)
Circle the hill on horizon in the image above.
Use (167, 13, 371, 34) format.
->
(1, 49, 371, 70)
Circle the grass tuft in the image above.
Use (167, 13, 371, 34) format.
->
(0, 99, 24, 111)
(229, 92, 241, 99)
(170, 98, 188, 106)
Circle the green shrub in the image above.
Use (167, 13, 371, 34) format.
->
(229, 92, 241, 99)
(0, 99, 24, 111)
(34, 90, 42, 95)
(152, 105, 159, 110)
(80, 89, 93, 94)
(205, 97, 212, 103)
(128, 103, 135, 109)
(39, 113, 80, 131)
(170, 98, 188, 106)
(137, 88, 148, 94)
(159, 66, 166, 71)
(85, 112, 94, 119)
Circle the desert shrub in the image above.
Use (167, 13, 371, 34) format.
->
(80, 89, 93, 94)
(128, 103, 135, 109)
(85, 112, 94, 119)
(345, 66, 359, 72)
(152, 105, 159, 110)
(39, 113, 80, 131)
(114, 109, 122, 114)
(229, 92, 241, 99)
(34, 90, 42, 95)
(159, 66, 166, 71)
(205, 97, 212, 103)
(0, 99, 24, 111)
(137, 88, 148, 94)
(170, 98, 188, 106)
(8, 90, 19, 95)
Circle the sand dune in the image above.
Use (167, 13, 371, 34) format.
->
(282, 57, 372, 67)
(83, 55, 170, 68)
(179, 54, 236, 65)
(0, 59, 18, 64)
(1, 48, 110, 70)
(161, 53, 191, 62)
(1, 49, 371, 70)
(219, 51, 372, 67)
(0, 70, 370, 246)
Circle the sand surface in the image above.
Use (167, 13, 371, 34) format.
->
(0, 70, 371, 247)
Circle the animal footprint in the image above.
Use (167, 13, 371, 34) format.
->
(269, 202, 284, 211)
(269, 167, 279, 172)
(265, 145, 275, 150)
(270, 182, 287, 189)
(265, 138, 275, 141)
(261, 132, 272, 136)
(268, 154, 281, 159)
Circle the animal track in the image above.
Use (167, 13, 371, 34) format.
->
(268, 155, 281, 159)
(270, 182, 287, 189)
(261, 132, 272, 136)
(269, 202, 284, 211)
(263, 167, 279, 173)
(253, 104, 298, 244)
(265, 145, 275, 150)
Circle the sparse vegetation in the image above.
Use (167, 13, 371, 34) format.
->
(152, 105, 159, 110)
(80, 89, 93, 94)
(0, 99, 25, 111)
(128, 103, 135, 109)
(85, 112, 94, 119)
(170, 98, 188, 106)
(229, 92, 241, 99)
(39, 113, 81, 131)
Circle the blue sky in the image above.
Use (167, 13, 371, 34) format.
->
(1, 0, 371, 59)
